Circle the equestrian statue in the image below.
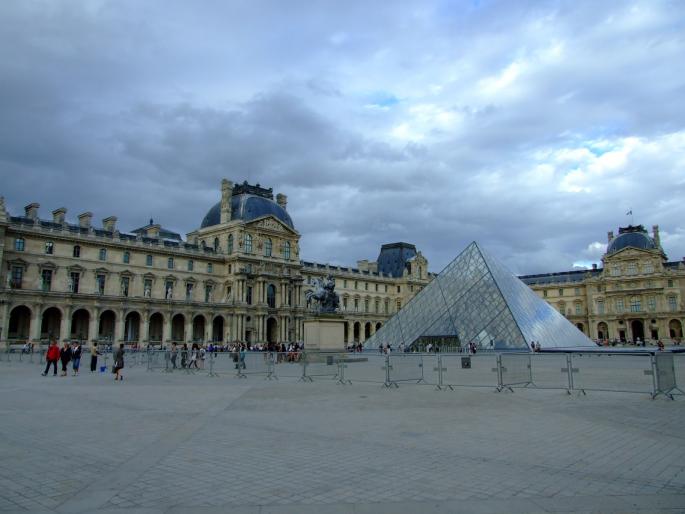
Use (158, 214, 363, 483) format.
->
(305, 275, 340, 313)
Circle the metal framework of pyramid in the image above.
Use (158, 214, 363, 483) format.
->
(364, 242, 595, 351)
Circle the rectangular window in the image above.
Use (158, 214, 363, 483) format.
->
(543, 290, 548, 297)
(396, 299, 402, 311)
(597, 300, 605, 315)
(616, 298, 624, 313)
(558, 288, 563, 296)
(45, 241, 54, 254)
(627, 262, 637, 275)
(648, 296, 656, 311)
(186, 283, 193, 301)
(146, 254, 153, 266)
(611, 266, 620, 276)
(246, 286, 253, 305)
(410, 285, 414, 292)
(364, 299, 369, 312)
(384, 299, 389, 314)
(96, 274, 106, 295)
(343, 279, 348, 288)
(121, 277, 129, 297)
(630, 297, 641, 312)
(207, 263, 213, 273)
(41, 269, 52, 292)
(668, 279, 674, 287)
(69, 272, 80, 293)
(205, 284, 212, 303)
(354, 298, 359, 312)
(123, 251, 130, 264)
(574, 287, 580, 295)
(187, 260, 194, 271)
(15, 238, 25, 251)
(575, 303, 581, 315)
(669, 296, 678, 311)
(375, 300, 380, 312)
(99, 248, 107, 261)
(343, 297, 348, 310)
(354, 281, 358, 289)
(10, 266, 23, 289)
(167, 257, 174, 269)
(643, 263, 654, 274)
(73, 245, 81, 258)
(364, 282, 368, 290)
(375, 283, 378, 292)
(397, 285, 401, 293)
(385, 285, 388, 293)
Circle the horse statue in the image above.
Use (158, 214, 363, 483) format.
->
(305, 275, 340, 313)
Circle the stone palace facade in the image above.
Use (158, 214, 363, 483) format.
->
(0, 180, 431, 348)
(521, 225, 685, 344)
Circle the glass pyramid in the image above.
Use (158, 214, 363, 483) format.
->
(364, 242, 595, 351)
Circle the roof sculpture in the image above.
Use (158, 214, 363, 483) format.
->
(364, 242, 595, 351)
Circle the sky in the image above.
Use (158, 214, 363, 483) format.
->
(1, 0, 684, 275)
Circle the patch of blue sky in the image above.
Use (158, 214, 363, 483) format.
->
(366, 91, 399, 108)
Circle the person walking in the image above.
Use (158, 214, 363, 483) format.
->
(42, 339, 60, 376)
(170, 342, 178, 369)
(181, 343, 188, 368)
(90, 343, 102, 373)
(71, 342, 82, 376)
(189, 343, 199, 369)
(59, 341, 72, 377)
(113, 344, 125, 381)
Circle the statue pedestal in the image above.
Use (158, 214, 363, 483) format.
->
(303, 314, 346, 352)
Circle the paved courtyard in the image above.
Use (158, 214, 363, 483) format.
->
(1, 359, 684, 514)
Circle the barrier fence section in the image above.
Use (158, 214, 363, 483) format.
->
(300, 352, 340, 382)
(497, 353, 533, 392)
(439, 354, 499, 389)
(568, 353, 653, 396)
(341, 354, 387, 384)
(384, 354, 425, 388)
(272, 352, 304, 379)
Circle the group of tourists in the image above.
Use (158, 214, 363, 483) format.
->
(41, 339, 125, 380)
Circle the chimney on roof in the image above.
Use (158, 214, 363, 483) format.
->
(147, 224, 161, 238)
(220, 179, 233, 224)
(276, 193, 288, 211)
(652, 225, 661, 247)
(25, 202, 40, 220)
(0, 197, 7, 223)
(103, 216, 117, 232)
(592, 263, 597, 270)
(52, 207, 66, 224)
(607, 231, 614, 243)
(78, 212, 93, 228)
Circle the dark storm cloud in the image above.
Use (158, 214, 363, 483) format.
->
(1, 0, 684, 274)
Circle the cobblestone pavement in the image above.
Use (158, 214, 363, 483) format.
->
(1, 359, 684, 514)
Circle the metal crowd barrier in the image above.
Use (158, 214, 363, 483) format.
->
(384, 354, 425, 388)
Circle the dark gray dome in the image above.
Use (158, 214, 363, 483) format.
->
(201, 194, 294, 229)
(607, 230, 656, 254)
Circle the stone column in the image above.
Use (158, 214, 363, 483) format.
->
(114, 310, 125, 343)
(141, 313, 150, 344)
(163, 312, 172, 343)
(88, 309, 99, 342)
(32, 305, 43, 342)
(1, 302, 11, 344)
(59, 308, 70, 342)
(185, 315, 193, 343)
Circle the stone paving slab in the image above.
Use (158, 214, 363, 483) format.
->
(1, 361, 684, 513)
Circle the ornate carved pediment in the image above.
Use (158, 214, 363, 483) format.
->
(246, 216, 297, 235)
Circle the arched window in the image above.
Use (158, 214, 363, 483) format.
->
(99, 248, 107, 261)
(283, 241, 291, 260)
(73, 245, 81, 258)
(123, 251, 130, 264)
(14, 238, 25, 251)
(213, 237, 219, 252)
(264, 238, 272, 257)
(244, 233, 252, 254)
(227, 234, 233, 254)
(267, 284, 276, 308)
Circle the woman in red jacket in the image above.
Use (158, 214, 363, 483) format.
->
(41, 339, 60, 376)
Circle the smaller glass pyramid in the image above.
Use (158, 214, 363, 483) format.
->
(364, 242, 595, 351)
